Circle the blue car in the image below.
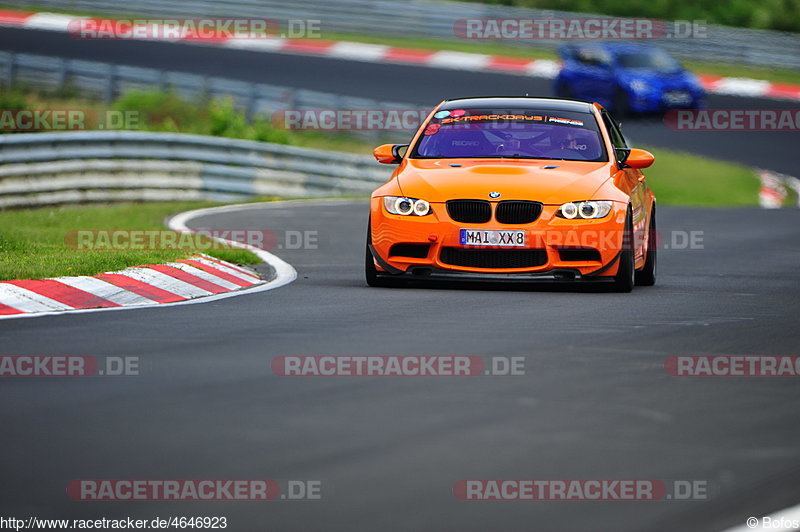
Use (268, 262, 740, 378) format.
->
(555, 42, 704, 115)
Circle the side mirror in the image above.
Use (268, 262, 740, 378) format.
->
(373, 144, 408, 164)
(624, 148, 655, 169)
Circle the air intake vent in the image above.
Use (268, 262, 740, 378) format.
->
(557, 248, 601, 262)
(389, 243, 430, 258)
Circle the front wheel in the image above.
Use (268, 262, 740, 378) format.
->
(611, 211, 635, 292)
(365, 227, 404, 288)
(635, 208, 657, 286)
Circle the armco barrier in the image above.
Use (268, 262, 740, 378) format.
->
(0, 131, 390, 207)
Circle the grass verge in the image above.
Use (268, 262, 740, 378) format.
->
(0, 201, 264, 281)
(642, 147, 760, 206)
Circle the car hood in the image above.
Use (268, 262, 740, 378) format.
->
(397, 159, 613, 204)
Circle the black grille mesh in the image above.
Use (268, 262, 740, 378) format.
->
(495, 201, 542, 224)
(446, 200, 492, 223)
(440, 248, 547, 269)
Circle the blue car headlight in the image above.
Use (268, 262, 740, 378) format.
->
(628, 80, 651, 94)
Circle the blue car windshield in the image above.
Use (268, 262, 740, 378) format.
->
(618, 50, 681, 72)
(411, 109, 607, 162)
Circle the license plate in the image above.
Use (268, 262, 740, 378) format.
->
(460, 229, 526, 247)
(664, 91, 691, 105)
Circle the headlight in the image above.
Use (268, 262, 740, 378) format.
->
(557, 201, 613, 219)
(383, 196, 432, 216)
(629, 80, 650, 93)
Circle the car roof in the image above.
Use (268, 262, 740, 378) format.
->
(569, 41, 661, 55)
(439, 97, 596, 114)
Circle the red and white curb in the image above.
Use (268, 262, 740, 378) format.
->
(0, 202, 298, 320)
(758, 169, 800, 209)
(0, 254, 262, 316)
(1, 10, 799, 102)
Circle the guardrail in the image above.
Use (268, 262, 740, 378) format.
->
(15, 0, 800, 69)
(0, 50, 418, 144)
(0, 131, 389, 208)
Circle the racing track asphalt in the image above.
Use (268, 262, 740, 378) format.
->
(2, 25, 800, 532)
(0, 27, 798, 175)
(1, 201, 799, 531)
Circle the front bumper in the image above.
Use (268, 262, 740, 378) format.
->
(628, 88, 704, 113)
(369, 198, 628, 281)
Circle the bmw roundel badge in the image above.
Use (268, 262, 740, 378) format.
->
(488, 191, 501, 199)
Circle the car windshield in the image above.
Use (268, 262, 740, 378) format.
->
(618, 50, 681, 72)
(411, 108, 607, 162)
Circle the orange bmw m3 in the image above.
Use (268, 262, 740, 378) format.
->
(366, 97, 656, 292)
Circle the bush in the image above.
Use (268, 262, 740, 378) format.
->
(0, 89, 30, 110)
(111, 89, 291, 143)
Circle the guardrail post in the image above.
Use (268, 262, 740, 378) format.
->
(5, 53, 16, 92)
(57, 57, 68, 91)
(104, 64, 116, 104)
(246, 83, 259, 120)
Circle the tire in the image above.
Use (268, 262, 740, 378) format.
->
(635, 207, 657, 286)
(611, 210, 635, 293)
(365, 225, 404, 288)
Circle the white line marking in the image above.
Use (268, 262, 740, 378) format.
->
(0, 284, 73, 312)
(186, 256, 261, 284)
(116, 267, 211, 298)
(427, 50, 491, 70)
(193, 252, 261, 279)
(164, 262, 242, 291)
(53, 276, 157, 306)
(223, 38, 286, 51)
(23, 12, 76, 32)
(710, 78, 771, 97)
(525, 59, 561, 78)
(328, 41, 390, 61)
